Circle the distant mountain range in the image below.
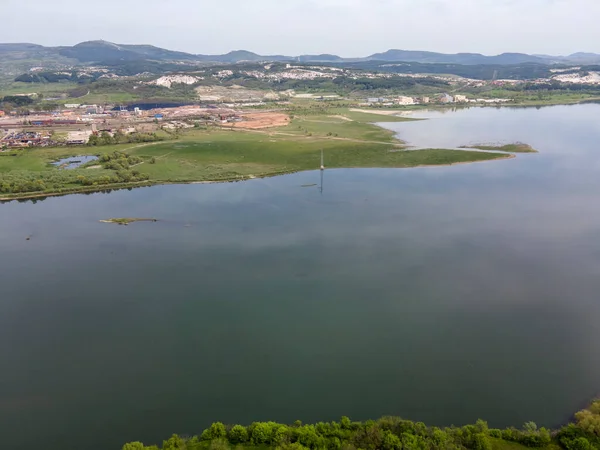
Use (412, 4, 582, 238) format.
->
(2, 40, 600, 66)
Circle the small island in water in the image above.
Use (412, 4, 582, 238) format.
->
(100, 218, 158, 225)
(123, 400, 600, 450)
(460, 142, 538, 153)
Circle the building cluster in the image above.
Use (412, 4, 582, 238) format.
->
(0, 102, 255, 150)
(1, 130, 54, 149)
(62, 104, 107, 114)
(363, 93, 512, 106)
(243, 68, 338, 81)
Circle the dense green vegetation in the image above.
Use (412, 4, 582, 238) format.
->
(123, 401, 600, 450)
(88, 131, 164, 146)
(1, 94, 34, 106)
(14, 71, 104, 83)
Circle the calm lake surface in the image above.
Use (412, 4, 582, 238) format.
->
(2, 104, 600, 450)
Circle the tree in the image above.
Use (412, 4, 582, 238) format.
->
(475, 420, 489, 434)
(229, 425, 249, 444)
(273, 425, 291, 446)
(382, 431, 402, 450)
(538, 428, 552, 446)
(401, 432, 422, 450)
(100, 131, 114, 146)
(340, 417, 352, 430)
(432, 428, 450, 448)
(473, 433, 492, 450)
(252, 422, 274, 444)
(162, 434, 185, 450)
(114, 130, 127, 144)
(565, 437, 593, 450)
(200, 422, 227, 441)
(575, 401, 600, 436)
(123, 443, 145, 450)
(88, 134, 99, 146)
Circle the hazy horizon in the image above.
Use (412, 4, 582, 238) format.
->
(2, 39, 597, 58)
(2, 0, 599, 56)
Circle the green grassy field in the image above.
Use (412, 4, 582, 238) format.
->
(58, 91, 139, 104)
(0, 109, 517, 200)
(0, 81, 79, 97)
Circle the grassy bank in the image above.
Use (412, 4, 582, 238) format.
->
(459, 143, 537, 153)
(0, 109, 516, 200)
(123, 401, 600, 450)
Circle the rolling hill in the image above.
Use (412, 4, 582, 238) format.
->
(1, 40, 599, 66)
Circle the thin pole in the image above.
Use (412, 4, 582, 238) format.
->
(320, 149, 324, 170)
(320, 168, 324, 194)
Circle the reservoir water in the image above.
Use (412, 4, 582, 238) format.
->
(2, 104, 600, 450)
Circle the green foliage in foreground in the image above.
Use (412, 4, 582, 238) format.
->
(124, 401, 600, 450)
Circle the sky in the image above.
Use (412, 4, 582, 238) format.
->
(2, 0, 599, 56)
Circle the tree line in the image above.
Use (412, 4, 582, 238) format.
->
(123, 401, 600, 450)
(87, 131, 164, 146)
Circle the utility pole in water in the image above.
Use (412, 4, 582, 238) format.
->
(320, 149, 324, 171)
(319, 167, 324, 195)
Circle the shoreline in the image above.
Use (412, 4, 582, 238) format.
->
(0, 154, 516, 202)
(125, 399, 600, 450)
(372, 96, 600, 112)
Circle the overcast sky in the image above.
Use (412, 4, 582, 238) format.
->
(2, 0, 597, 56)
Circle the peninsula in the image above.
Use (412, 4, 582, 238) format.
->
(0, 107, 518, 201)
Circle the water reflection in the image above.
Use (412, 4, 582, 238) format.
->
(51, 155, 99, 169)
(1, 105, 600, 450)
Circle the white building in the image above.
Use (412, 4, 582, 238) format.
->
(396, 96, 415, 105)
(439, 94, 454, 103)
(454, 95, 468, 103)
